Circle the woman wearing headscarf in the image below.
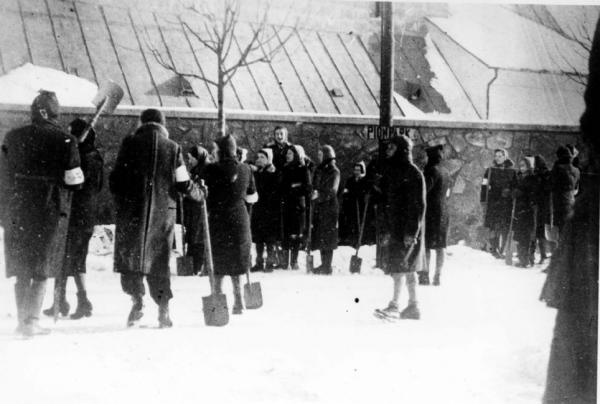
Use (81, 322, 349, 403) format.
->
(43, 118, 103, 319)
(279, 145, 312, 269)
(203, 135, 257, 314)
(251, 148, 281, 272)
(421, 145, 451, 286)
(182, 145, 210, 276)
(311, 145, 340, 275)
(511, 156, 538, 268)
(551, 146, 580, 234)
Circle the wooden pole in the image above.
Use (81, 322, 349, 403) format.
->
(379, 1, 394, 128)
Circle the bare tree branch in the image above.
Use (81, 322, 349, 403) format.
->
(180, 19, 218, 52)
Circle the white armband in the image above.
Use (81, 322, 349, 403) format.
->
(244, 192, 258, 204)
(175, 165, 190, 182)
(64, 167, 84, 185)
(481, 178, 488, 186)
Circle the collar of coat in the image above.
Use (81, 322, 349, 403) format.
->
(139, 122, 169, 139)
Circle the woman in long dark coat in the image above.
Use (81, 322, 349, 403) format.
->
(422, 145, 451, 286)
(43, 119, 104, 319)
(203, 135, 257, 314)
(311, 145, 340, 275)
(251, 148, 280, 272)
(511, 156, 538, 268)
(551, 146, 580, 234)
(374, 136, 426, 320)
(534, 155, 552, 264)
(339, 161, 375, 247)
(183, 145, 210, 276)
(279, 145, 312, 269)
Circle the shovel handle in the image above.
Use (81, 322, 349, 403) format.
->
(79, 97, 108, 144)
(199, 181, 216, 295)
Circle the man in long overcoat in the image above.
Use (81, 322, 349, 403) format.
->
(311, 145, 340, 275)
(421, 145, 451, 286)
(0, 91, 84, 336)
(110, 109, 201, 328)
(551, 145, 580, 234)
(374, 135, 426, 320)
(203, 135, 257, 314)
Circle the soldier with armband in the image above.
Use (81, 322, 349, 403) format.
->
(0, 90, 84, 337)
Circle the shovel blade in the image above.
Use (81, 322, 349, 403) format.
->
(306, 254, 314, 274)
(202, 293, 229, 326)
(244, 282, 263, 309)
(92, 81, 124, 114)
(349, 256, 362, 274)
(176, 255, 196, 276)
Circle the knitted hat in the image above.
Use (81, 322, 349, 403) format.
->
(31, 90, 60, 121)
(321, 145, 336, 160)
(258, 148, 273, 165)
(217, 134, 237, 160)
(140, 108, 166, 126)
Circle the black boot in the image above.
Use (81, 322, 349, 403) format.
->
(252, 243, 265, 272)
(127, 295, 144, 327)
(42, 278, 69, 317)
(70, 291, 93, 320)
(290, 248, 299, 270)
(280, 250, 290, 270)
(158, 302, 173, 328)
(320, 250, 333, 275)
(418, 271, 430, 285)
(22, 280, 51, 337)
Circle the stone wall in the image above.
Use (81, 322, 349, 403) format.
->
(0, 106, 581, 247)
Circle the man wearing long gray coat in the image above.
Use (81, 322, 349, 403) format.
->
(110, 109, 201, 328)
(0, 91, 83, 337)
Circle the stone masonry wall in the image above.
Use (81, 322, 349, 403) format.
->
(0, 109, 581, 247)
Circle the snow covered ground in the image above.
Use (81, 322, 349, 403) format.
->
(0, 240, 555, 404)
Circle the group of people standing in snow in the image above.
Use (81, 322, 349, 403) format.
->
(480, 144, 581, 268)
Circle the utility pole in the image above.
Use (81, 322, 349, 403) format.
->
(379, 1, 394, 128)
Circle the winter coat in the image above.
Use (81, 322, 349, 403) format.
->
(203, 158, 256, 276)
(183, 163, 208, 259)
(481, 159, 516, 232)
(110, 122, 200, 278)
(424, 161, 451, 250)
(379, 157, 426, 273)
(265, 141, 292, 172)
(311, 159, 340, 251)
(338, 175, 376, 247)
(63, 146, 104, 276)
(511, 172, 537, 245)
(551, 159, 580, 230)
(280, 161, 312, 248)
(1, 120, 82, 279)
(251, 164, 281, 244)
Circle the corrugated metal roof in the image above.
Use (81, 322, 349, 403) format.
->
(0, 0, 426, 118)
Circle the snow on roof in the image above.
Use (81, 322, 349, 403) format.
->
(0, 63, 97, 107)
(428, 4, 589, 74)
(393, 92, 426, 118)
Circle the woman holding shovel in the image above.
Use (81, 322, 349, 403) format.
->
(203, 135, 257, 315)
(511, 156, 538, 268)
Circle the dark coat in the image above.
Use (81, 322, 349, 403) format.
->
(265, 141, 291, 172)
(551, 159, 580, 230)
(380, 157, 426, 273)
(312, 159, 340, 251)
(512, 172, 537, 245)
(110, 123, 198, 278)
(183, 163, 208, 259)
(63, 146, 104, 276)
(424, 162, 451, 249)
(251, 164, 281, 244)
(204, 158, 256, 276)
(534, 166, 552, 238)
(1, 120, 81, 279)
(280, 161, 312, 249)
(339, 175, 376, 247)
(481, 159, 516, 232)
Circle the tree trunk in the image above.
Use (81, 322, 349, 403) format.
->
(217, 71, 226, 137)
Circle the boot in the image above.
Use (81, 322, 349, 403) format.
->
(280, 250, 290, 270)
(126, 295, 144, 327)
(320, 250, 333, 275)
(42, 278, 70, 317)
(290, 248, 299, 270)
(250, 263, 264, 272)
(70, 291, 93, 320)
(432, 274, 441, 286)
(22, 280, 51, 337)
(14, 281, 29, 334)
(158, 303, 173, 328)
(374, 301, 400, 320)
(252, 243, 265, 272)
(400, 303, 420, 320)
(418, 271, 430, 285)
(265, 244, 277, 272)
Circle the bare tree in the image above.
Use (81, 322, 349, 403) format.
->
(143, 0, 307, 135)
